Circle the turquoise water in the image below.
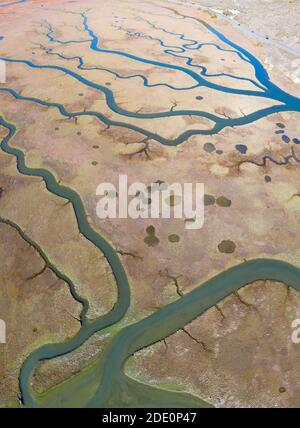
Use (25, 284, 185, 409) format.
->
(0, 2, 300, 407)
(1, 12, 300, 146)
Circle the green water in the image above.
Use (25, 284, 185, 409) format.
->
(0, 5, 300, 406)
(2, 112, 300, 408)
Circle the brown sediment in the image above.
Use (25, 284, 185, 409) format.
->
(218, 240, 236, 253)
(216, 196, 232, 207)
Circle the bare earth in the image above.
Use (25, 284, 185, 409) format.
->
(0, 0, 300, 407)
(173, 0, 300, 82)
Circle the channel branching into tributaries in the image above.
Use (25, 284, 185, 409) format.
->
(3, 114, 300, 407)
(1, 0, 300, 407)
(0, 114, 132, 407)
(0, 217, 89, 323)
(1, 3, 300, 147)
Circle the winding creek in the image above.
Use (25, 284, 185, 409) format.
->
(1, 0, 300, 407)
